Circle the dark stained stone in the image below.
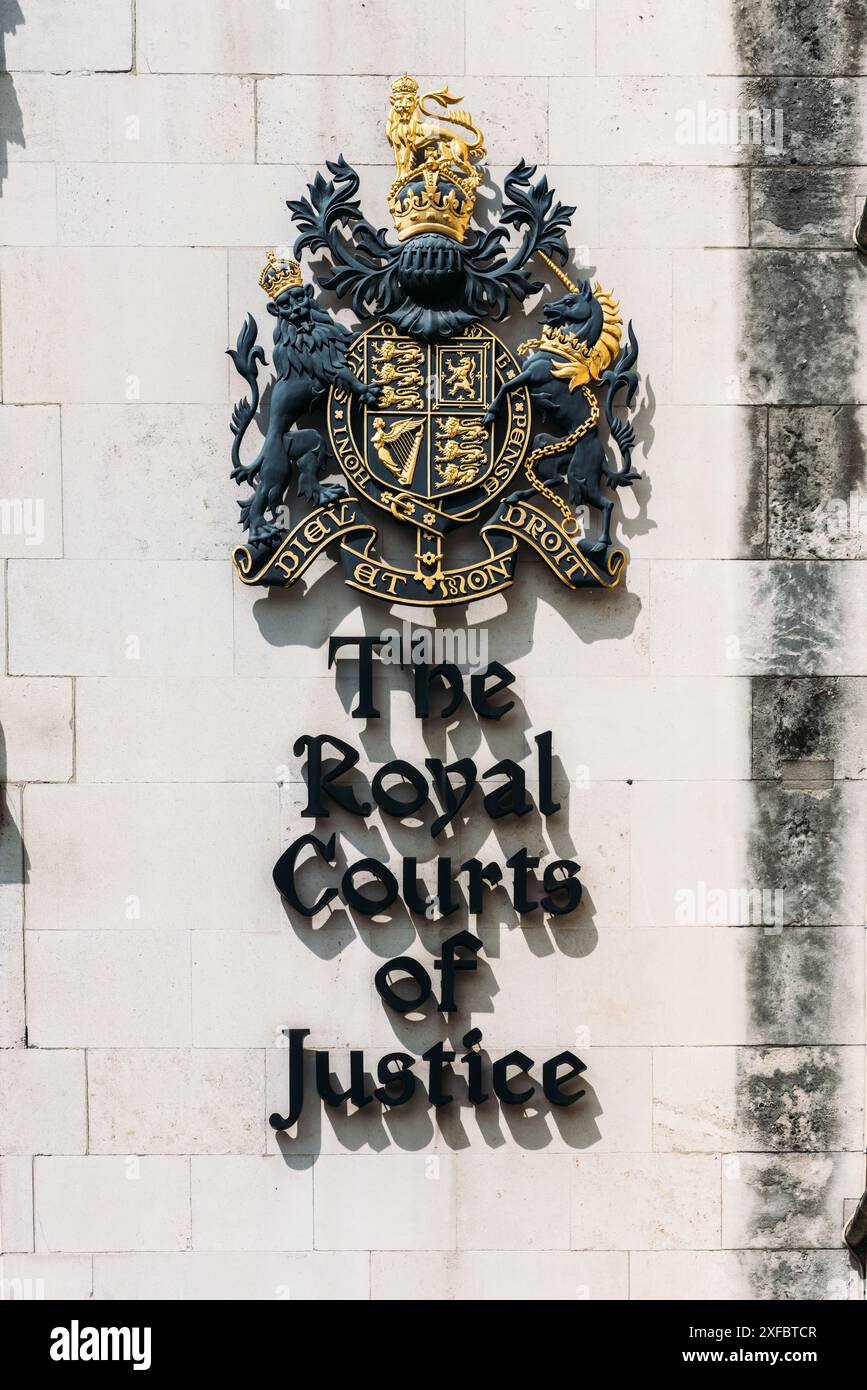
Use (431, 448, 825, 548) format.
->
(753, 675, 843, 772)
(753, 676, 867, 778)
(739, 77, 866, 165)
(734, 0, 866, 76)
(750, 562, 843, 673)
(752, 167, 867, 248)
(735, 0, 866, 1285)
(734, 1046, 858, 1149)
(739, 1249, 856, 1299)
(748, 782, 867, 925)
(737, 252, 866, 405)
(735, 1154, 854, 1247)
(742, 926, 862, 1043)
(768, 407, 867, 558)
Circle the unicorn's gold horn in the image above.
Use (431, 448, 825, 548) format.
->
(536, 249, 579, 294)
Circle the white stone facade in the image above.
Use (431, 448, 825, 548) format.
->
(0, 1, 865, 1302)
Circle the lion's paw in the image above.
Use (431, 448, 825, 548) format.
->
(247, 524, 284, 547)
(314, 484, 347, 506)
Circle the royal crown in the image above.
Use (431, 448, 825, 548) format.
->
(385, 74, 485, 244)
(390, 72, 419, 98)
(388, 155, 480, 243)
(258, 249, 303, 300)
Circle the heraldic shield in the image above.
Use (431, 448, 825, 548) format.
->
(326, 323, 532, 602)
(229, 74, 642, 606)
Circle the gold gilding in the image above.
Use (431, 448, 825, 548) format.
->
(385, 73, 486, 243)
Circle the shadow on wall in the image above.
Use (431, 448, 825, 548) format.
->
(265, 594, 611, 1157)
(272, 1058, 610, 1159)
(0, 1, 25, 192)
(0, 723, 29, 888)
(277, 666, 598, 952)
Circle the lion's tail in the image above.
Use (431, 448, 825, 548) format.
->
(419, 90, 486, 159)
(227, 314, 266, 480)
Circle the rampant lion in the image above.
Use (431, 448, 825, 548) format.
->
(485, 276, 640, 553)
(229, 262, 378, 545)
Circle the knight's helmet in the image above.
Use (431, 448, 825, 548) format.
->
(385, 73, 485, 246)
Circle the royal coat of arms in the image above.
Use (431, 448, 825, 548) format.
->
(229, 74, 640, 605)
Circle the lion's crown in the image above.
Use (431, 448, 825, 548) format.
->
(259, 249, 303, 300)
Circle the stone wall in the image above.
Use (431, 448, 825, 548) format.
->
(0, 0, 864, 1301)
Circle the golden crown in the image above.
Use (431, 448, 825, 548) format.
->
(385, 74, 485, 244)
(389, 155, 479, 243)
(390, 72, 419, 98)
(258, 249, 302, 299)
